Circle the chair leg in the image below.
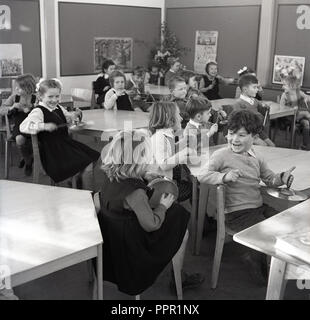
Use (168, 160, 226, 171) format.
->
(4, 140, 9, 179)
(211, 223, 225, 289)
(172, 253, 183, 300)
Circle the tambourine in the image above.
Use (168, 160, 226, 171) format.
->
(148, 177, 179, 208)
(266, 187, 308, 202)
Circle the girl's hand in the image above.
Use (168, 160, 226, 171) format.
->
(223, 169, 242, 183)
(11, 102, 22, 111)
(44, 123, 58, 132)
(159, 193, 175, 209)
(73, 109, 82, 123)
(209, 123, 218, 136)
(219, 110, 227, 118)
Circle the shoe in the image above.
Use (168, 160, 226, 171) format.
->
(18, 159, 25, 168)
(170, 272, 205, 293)
(242, 252, 267, 287)
(24, 161, 33, 176)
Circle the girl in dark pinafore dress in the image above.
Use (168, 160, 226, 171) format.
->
(98, 130, 203, 296)
(20, 79, 100, 187)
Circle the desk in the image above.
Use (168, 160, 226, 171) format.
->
(233, 199, 310, 300)
(0, 180, 103, 299)
(79, 109, 150, 138)
(193, 145, 310, 254)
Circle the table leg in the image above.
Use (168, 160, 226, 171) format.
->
(266, 257, 287, 300)
(96, 243, 103, 300)
(195, 183, 209, 255)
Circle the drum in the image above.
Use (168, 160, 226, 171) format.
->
(148, 177, 179, 208)
(266, 187, 308, 202)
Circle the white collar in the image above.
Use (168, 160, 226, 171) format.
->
(189, 119, 201, 129)
(40, 102, 58, 112)
(240, 94, 255, 105)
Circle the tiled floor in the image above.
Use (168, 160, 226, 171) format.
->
(0, 131, 309, 300)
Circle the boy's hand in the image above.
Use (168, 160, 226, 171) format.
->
(209, 123, 218, 136)
(159, 193, 175, 209)
(282, 166, 295, 188)
(223, 169, 242, 183)
(44, 123, 58, 132)
(219, 110, 227, 118)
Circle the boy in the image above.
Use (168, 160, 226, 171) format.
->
(168, 76, 188, 128)
(199, 109, 295, 284)
(183, 96, 218, 155)
(233, 74, 275, 146)
(164, 57, 182, 86)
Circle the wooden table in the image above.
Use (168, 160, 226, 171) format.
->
(78, 109, 150, 138)
(192, 145, 310, 255)
(0, 180, 103, 299)
(233, 199, 310, 300)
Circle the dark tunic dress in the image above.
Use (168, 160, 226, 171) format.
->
(116, 93, 134, 111)
(98, 176, 190, 295)
(36, 105, 100, 183)
(93, 76, 111, 106)
(202, 75, 221, 100)
(8, 94, 36, 138)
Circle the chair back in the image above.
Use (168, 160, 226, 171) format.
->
(31, 134, 45, 184)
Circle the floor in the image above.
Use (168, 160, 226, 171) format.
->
(0, 129, 309, 300)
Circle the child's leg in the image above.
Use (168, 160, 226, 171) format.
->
(15, 135, 32, 165)
(300, 119, 310, 149)
(80, 161, 97, 191)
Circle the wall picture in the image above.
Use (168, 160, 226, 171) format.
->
(0, 44, 23, 77)
(94, 37, 133, 72)
(0, 5, 11, 30)
(273, 55, 306, 85)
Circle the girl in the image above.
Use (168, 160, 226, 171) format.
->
(280, 71, 310, 150)
(20, 79, 100, 188)
(235, 66, 263, 100)
(0, 74, 37, 175)
(164, 57, 182, 86)
(149, 101, 194, 202)
(93, 59, 115, 106)
(147, 64, 163, 85)
(99, 129, 202, 296)
(200, 61, 234, 100)
(104, 70, 141, 111)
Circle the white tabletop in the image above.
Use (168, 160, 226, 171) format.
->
(0, 180, 103, 286)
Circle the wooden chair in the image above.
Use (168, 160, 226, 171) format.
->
(3, 114, 16, 179)
(93, 191, 184, 300)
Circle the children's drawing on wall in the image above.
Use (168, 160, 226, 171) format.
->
(0, 44, 23, 77)
(0, 5, 11, 30)
(94, 37, 133, 73)
(273, 55, 305, 85)
(194, 31, 218, 74)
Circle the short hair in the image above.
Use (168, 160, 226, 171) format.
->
(227, 109, 263, 135)
(149, 101, 178, 134)
(185, 96, 212, 119)
(205, 61, 217, 75)
(168, 76, 186, 91)
(101, 59, 115, 73)
(132, 66, 145, 77)
(167, 57, 179, 67)
(15, 74, 36, 95)
(37, 78, 62, 96)
(109, 70, 126, 87)
(239, 74, 258, 90)
(101, 129, 152, 182)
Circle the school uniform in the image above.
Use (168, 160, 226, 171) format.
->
(93, 74, 111, 106)
(20, 104, 100, 182)
(98, 175, 190, 295)
(202, 75, 221, 100)
(104, 88, 134, 111)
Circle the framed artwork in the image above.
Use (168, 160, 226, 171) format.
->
(273, 55, 306, 85)
(94, 37, 133, 72)
(0, 5, 11, 30)
(0, 44, 23, 77)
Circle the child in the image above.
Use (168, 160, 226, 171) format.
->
(149, 101, 194, 202)
(104, 70, 141, 111)
(167, 76, 188, 128)
(0, 74, 37, 175)
(200, 61, 234, 100)
(164, 57, 182, 86)
(147, 64, 163, 85)
(235, 66, 263, 100)
(199, 109, 295, 284)
(20, 79, 100, 188)
(233, 74, 275, 147)
(99, 129, 203, 295)
(126, 66, 152, 112)
(280, 71, 310, 150)
(93, 59, 115, 106)
(183, 96, 218, 153)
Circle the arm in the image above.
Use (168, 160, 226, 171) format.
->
(58, 105, 82, 125)
(125, 189, 167, 232)
(0, 95, 15, 115)
(19, 108, 45, 134)
(259, 157, 283, 187)
(104, 89, 118, 110)
(217, 75, 235, 85)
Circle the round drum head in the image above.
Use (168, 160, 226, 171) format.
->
(148, 177, 179, 208)
(266, 187, 308, 202)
